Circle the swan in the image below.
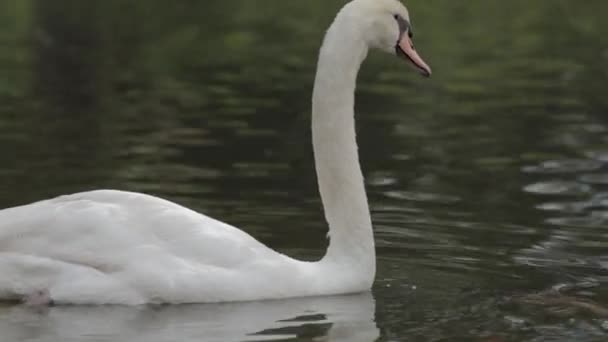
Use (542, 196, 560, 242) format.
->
(0, 0, 431, 305)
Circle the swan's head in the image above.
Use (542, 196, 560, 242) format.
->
(343, 0, 431, 77)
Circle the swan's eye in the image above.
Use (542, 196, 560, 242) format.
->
(393, 14, 410, 35)
(408, 30, 413, 38)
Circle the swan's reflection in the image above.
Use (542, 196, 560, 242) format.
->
(0, 293, 378, 342)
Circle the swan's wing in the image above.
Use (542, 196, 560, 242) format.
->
(0, 190, 280, 272)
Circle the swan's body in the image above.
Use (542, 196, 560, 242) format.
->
(0, 190, 364, 304)
(0, 0, 430, 305)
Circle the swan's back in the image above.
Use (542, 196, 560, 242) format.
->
(0, 190, 277, 268)
(0, 190, 296, 304)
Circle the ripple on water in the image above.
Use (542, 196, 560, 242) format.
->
(367, 171, 398, 187)
(546, 213, 608, 228)
(536, 201, 588, 214)
(383, 191, 461, 204)
(524, 181, 593, 196)
(579, 174, 608, 186)
(522, 159, 602, 174)
(537, 193, 608, 213)
(585, 151, 608, 162)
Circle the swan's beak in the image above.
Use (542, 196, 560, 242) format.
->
(397, 35, 432, 77)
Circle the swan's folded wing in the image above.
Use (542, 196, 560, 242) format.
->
(0, 190, 281, 273)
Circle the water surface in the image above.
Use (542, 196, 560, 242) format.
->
(1, 0, 607, 341)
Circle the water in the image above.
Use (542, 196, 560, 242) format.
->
(1, 0, 607, 341)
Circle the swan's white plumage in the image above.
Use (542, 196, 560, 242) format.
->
(0, 190, 321, 304)
(0, 0, 423, 305)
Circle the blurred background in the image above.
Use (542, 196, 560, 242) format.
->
(0, 0, 607, 341)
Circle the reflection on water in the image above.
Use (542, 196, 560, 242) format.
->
(0, 294, 378, 342)
(0, 0, 608, 341)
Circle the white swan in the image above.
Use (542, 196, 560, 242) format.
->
(0, 0, 430, 305)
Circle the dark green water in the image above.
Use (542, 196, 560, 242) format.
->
(1, 0, 608, 341)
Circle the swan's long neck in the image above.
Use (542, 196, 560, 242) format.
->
(312, 17, 375, 276)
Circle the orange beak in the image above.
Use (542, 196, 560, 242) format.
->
(398, 35, 432, 77)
